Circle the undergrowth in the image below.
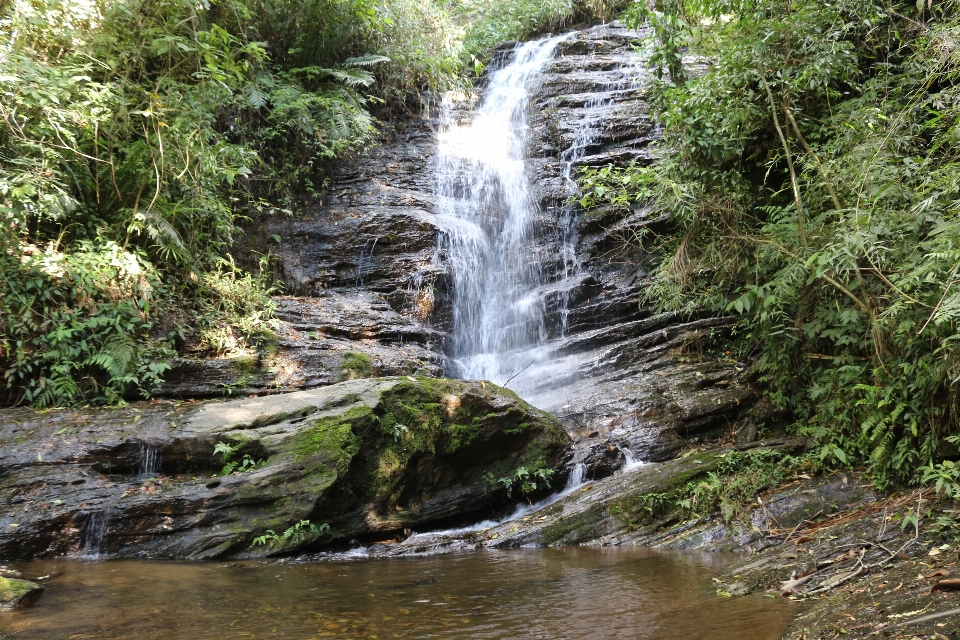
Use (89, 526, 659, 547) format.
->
(578, 0, 960, 489)
(0, 0, 620, 407)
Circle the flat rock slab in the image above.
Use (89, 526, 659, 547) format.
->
(0, 377, 568, 560)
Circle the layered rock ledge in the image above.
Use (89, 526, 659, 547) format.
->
(0, 377, 568, 560)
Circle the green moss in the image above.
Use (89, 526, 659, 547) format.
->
(539, 505, 605, 545)
(338, 352, 374, 381)
(444, 422, 483, 452)
(296, 405, 373, 476)
(0, 577, 40, 604)
(233, 354, 260, 373)
(208, 538, 239, 557)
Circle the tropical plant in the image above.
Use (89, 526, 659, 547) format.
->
(214, 441, 266, 476)
(252, 520, 329, 546)
(579, 0, 960, 488)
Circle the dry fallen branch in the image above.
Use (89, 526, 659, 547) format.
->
(930, 579, 960, 594)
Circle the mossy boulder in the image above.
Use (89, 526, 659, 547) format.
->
(0, 377, 568, 560)
(0, 577, 42, 611)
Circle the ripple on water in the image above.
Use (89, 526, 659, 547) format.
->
(5, 547, 796, 639)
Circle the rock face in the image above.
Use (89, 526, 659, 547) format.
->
(156, 117, 447, 399)
(155, 24, 759, 482)
(159, 295, 443, 398)
(378, 439, 878, 557)
(0, 576, 42, 611)
(0, 378, 568, 560)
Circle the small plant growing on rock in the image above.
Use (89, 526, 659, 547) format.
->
(214, 441, 266, 476)
(253, 520, 329, 547)
(389, 423, 410, 442)
(488, 466, 554, 502)
(919, 437, 960, 501)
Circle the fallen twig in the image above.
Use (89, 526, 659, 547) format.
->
(803, 565, 867, 596)
(930, 579, 960, 594)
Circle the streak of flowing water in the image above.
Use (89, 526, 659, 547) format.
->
(435, 35, 570, 392)
(80, 509, 111, 558)
(620, 446, 647, 472)
(137, 443, 161, 479)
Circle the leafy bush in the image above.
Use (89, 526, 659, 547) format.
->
(580, 0, 960, 487)
(0, 241, 173, 406)
(252, 520, 329, 547)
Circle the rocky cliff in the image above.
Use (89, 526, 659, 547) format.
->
(160, 23, 763, 478)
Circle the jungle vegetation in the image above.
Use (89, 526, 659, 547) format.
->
(7, 0, 960, 496)
(579, 0, 960, 487)
(0, 0, 619, 407)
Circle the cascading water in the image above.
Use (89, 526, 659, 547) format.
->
(434, 33, 637, 400)
(138, 442, 161, 479)
(81, 509, 111, 558)
(434, 35, 571, 392)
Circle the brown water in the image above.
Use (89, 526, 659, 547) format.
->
(1, 548, 794, 639)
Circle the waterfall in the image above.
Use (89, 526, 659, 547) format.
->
(138, 443, 161, 479)
(434, 35, 571, 392)
(81, 509, 112, 558)
(434, 32, 637, 401)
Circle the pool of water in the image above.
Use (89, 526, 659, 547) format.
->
(1, 547, 795, 639)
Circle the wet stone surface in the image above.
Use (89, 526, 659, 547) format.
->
(0, 378, 567, 560)
(153, 24, 761, 482)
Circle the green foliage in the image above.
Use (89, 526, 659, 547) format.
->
(459, 0, 626, 60)
(195, 256, 278, 354)
(1, 241, 174, 406)
(582, 0, 960, 487)
(486, 465, 555, 499)
(613, 449, 800, 527)
(681, 449, 798, 522)
(920, 437, 960, 500)
(214, 440, 266, 475)
(252, 519, 329, 547)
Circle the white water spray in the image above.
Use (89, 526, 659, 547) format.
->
(434, 35, 571, 392)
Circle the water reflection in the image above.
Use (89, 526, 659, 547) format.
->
(4, 548, 795, 639)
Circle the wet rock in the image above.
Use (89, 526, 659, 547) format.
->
(157, 294, 443, 398)
(381, 440, 805, 556)
(0, 378, 568, 560)
(0, 577, 42, 611)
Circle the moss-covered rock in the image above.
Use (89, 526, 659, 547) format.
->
(0, 377, 568, 560)
(0, 577, 42, 611)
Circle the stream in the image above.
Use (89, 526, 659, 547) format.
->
(2, 548, 794, 639)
